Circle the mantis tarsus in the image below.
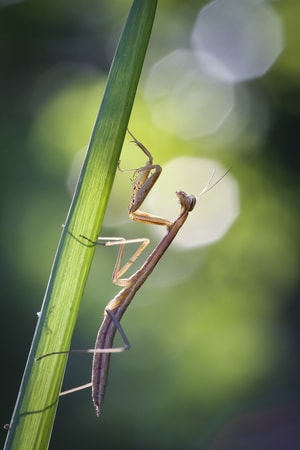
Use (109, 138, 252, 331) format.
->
(37, 131, 226, 416)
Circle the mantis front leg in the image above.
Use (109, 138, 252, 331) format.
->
(126, 130, 172, 229)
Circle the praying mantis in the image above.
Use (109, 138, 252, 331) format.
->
(37, 130, 227, 416)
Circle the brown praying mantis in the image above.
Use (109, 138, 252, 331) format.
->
(37, 130, 228, 416)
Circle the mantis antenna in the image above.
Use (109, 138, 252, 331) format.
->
(198, 167, 231, 197)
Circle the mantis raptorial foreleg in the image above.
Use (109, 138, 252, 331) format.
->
(123, 130, 173, 228)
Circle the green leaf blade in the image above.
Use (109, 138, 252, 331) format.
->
(4, 1, 157, 448)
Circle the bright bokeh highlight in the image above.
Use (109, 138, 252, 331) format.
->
(144, 0, 283, 140)
(191, 0, 284, 83)
(144, 49, 234, 138)
(144, 157, 239, 248)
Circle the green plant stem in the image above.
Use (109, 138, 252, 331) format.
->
(4, 1, 157, 448)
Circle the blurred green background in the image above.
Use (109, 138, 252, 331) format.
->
(1, 0, 300, 449)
